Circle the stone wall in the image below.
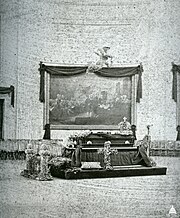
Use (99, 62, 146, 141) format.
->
(0, 0, 180, 140)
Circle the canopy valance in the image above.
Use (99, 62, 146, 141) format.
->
(0, 86, 14, 107)
(39, 62, 143, 103)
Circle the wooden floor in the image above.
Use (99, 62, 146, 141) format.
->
(0, 157, 179, 218)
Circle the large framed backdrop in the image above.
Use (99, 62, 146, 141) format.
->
(39, 63, 143, 130)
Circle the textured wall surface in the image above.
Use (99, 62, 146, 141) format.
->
(0, 0, 180, 140)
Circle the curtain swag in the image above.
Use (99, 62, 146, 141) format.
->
(172, 62, 180, 102)
(0, 86, 15, 107)
(39, 62, 143, 103)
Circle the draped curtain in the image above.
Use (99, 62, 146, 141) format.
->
(171, 63, 180, 141)
(0, 86, 15, 107)
(172, 63, 180, 102)
(39, 62, 143, 103)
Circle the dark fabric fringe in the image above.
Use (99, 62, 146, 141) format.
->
(0, 150, 26, 160)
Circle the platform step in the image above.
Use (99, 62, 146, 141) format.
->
(51, 166, 167, 180)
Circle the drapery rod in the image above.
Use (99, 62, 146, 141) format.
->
(41, 62, 142, 68)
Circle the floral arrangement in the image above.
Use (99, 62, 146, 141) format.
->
(67, 130, 92, 147)
(25, 144, 34, 155)
(39, 149, 51, 156)
(97, 141, 118, 170)
(98, 148, 118, 155)
(98, 141, 118, 155)
(48, 156, 71, 168)
(69, 130, 91, 140)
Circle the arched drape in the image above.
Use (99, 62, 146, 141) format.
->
(39, 62, 143, 103)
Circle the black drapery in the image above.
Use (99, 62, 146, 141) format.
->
(172, 62, 180, 102)
(176, 125, 180, 141)
(43, 124, 51, 139)
(39, 63, 88, 102)
(0, 86, 15, 107)
(171, 63, 180, 141)
(39, 62, 143, 103)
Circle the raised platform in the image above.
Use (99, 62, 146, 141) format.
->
(50, 165, 167, 180)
